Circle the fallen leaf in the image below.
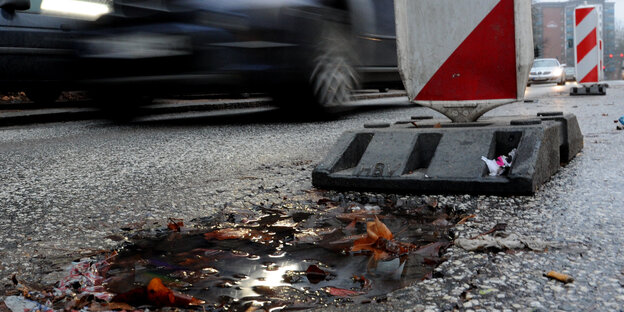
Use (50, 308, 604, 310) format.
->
(305, 265, 328, 284)
(471, 223, 507, 239)
(326, 287, 364, 297)
(204, 228, 271, 241)
(433, 123, 442, 128)
(352, 217, 414, 260)
(113, 278, 204, 308)
(167, 218, 184, 232)
(111, 287, 148, 306)
(345, 219, 357, 231)
(147, 278, 204, 307)
(457, 214, 476, 225)
(544, 271, 574, 284)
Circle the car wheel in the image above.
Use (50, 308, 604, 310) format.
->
(557, 76, 565, 86)
(275, 21, 359, 116)
(308, 23, 359, 112)
(26, 89, 61, 104)
(526, 83, 531, 87)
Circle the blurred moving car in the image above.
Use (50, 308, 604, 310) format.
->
(564, 66, 575, 82)
(0, 0, 88, 103)
(78, 0, 401, 112)
(527, 58, 565, 87)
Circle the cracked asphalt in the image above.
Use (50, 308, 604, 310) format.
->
(1, 82, 624, 311)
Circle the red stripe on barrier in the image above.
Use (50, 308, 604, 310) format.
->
(579, 65, 598, 83)
(415, 0, 517, 101)
(576, 28, 596, 62)
(575, 7, 593, 26)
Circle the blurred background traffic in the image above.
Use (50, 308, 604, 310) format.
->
(0, 0, 623, 115)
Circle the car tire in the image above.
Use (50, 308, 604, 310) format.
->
(274, 20, 359, 116)
(26, 89, 61, 104)
(557, 76, 565, 86)
(308, 23, 359, 112)
(527, 83, 531, 87)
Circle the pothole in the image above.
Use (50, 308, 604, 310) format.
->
(102, 198, 462, 311)
(6, 196, 468, 311)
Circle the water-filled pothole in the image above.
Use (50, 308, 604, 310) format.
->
(105, 200, 461, 310)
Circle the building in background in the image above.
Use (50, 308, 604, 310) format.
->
(532, 0, 619, 80)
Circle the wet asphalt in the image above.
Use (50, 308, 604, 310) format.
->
(1, 82, 624, 311)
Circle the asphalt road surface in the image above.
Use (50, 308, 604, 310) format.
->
(1, 82, 624, 311)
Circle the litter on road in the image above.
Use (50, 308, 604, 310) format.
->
(481, 148, 517, 176)
(544, 271, 574, 284)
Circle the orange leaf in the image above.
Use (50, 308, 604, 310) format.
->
(365, 221, 379, 241)
(146, 278, 204, 307)
(147, 278, 175, 306)
(168, 218, 184, 232)
(204, 228, 270, 241)
(374, 216, 393, 240)
(457, 214, 476, 225)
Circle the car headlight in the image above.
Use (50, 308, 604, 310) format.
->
(552, 68, 563, 77)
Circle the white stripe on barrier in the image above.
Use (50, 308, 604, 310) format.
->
(576, 45, 599, 79)
(575, 10, 597, 47)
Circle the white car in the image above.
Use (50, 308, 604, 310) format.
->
(527, 58, 566, 86)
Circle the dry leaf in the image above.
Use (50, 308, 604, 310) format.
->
(352, 216, 413, 260)
(306, 265, 328, 284)
(325, 287, 364, 297)
(457, 214, 476, 225)
(167, 218, 184, 232)
(545, 271, 574, 283)
(204, 228, 271, 241)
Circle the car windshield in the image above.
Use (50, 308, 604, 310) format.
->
(533, 59, 558, 68)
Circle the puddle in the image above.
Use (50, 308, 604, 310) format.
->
(103, 200, 461, 311)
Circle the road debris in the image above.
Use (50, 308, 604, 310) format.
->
(457, 214, 477, 225)
(544, 271, 574, 284)
(471, 223, 508, 239)
(616, 116, 624, 130)
(481, 149, 517, 176)
(351, 216, 416, 260)
(167, 218, 184, 231)
(111, 277, 204, 307)
(325, 287, 365, 297)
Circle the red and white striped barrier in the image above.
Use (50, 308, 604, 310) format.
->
(394, 0, 533, 122)
(574, 5, 602, 84)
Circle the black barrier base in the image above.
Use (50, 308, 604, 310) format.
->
(312, 113, 583, 195)
(570, 84, 607, 96)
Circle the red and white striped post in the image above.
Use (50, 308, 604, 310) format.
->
(394, 0, 533, 122)
(574, 5, 602, 84)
